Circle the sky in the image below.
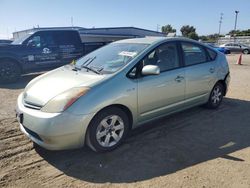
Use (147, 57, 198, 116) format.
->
(1, 0, 250, 39)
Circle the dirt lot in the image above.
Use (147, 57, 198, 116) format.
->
(0, 54, 250, 188)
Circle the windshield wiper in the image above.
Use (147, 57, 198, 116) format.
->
(82, 56, 96, 67)
(79, 56, 102, 74)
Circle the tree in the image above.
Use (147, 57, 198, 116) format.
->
(188, 32, 199, 40)
(161, 24, 176, 34)
(180, 25, 199, 40)
(227, 29, 250, 36)
(180, 25, 196, 37)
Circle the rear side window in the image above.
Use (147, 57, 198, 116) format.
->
(55, 31, 81, 46)
(181, 42, 207, 66)
(207, 48, 217, 60)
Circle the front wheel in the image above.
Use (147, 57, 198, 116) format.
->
(0, 60, 21, 84)
(86, 107, 129, 152)
(205, 82, 224, 109)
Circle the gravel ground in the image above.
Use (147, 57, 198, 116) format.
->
(0, 54, 250, 188)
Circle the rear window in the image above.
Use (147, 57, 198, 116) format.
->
(207, 48, 217, 60)
(181, 42, 207, 66)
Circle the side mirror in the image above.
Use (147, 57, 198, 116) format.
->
(141, 65, 160, 76)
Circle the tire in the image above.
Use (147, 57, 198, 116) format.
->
(0, 60, 21, 84)
(86, 107, 129, 152)
(206, 82, 224, 109)
(242, 49, 249, 54)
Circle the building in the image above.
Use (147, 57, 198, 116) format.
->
(13, 26, 166, 42)
(218, 36, 250, 46)
(78, 27, 166, 43)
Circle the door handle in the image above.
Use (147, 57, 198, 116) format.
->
(175, 76, 184, 82)
(209, 67, 215, 73)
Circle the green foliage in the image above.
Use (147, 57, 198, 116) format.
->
(180, 25, 199, 40)
(180, 25, 196, 37)
(227, 29, 250, 36)
(199, 34, 222, 42)
(161, 24, 176, 34)
(188, 32, 199, 40)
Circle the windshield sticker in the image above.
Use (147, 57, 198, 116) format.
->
(119, 51, 137, 57)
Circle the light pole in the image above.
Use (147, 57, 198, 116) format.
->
(218, 13, 223, 36)
(234, 11, 239, 42)
(218, 13, 223, 44)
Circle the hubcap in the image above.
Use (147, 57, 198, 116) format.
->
(211, 86, 222, 104)
(0, 63, 16, 80)
(96, 115, 124, 147)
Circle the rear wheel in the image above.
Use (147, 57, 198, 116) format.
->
(0, 60, 21, 84)
(206, 82, 224, 109)
(242, 49, 249, 54)
(86, 107, 129, 152)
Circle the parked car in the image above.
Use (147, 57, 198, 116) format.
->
(16, 37, 230, 152)
(220, 43, 250, 54)
(204, 43, 231, 54)
(0, 30, 107, 84)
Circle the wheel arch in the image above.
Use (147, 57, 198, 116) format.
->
(88, 104, 133, 131)
(216, 79, 227, 96)
(0, 57, 23, 73)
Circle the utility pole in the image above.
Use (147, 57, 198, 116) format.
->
(218, 13, 223, 36)
(71, 16, 74, 27)
(156, 24, 161, 32)
(218, 13, 223, 44)
(234, 11, 239, 42)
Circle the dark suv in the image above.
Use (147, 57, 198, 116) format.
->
(0, 30, 84, 83)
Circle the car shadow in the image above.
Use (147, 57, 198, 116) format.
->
(0, 73, 42, 89)
(36, 97, 250, 183)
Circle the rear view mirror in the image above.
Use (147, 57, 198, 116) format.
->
(141, 65, 160, 76)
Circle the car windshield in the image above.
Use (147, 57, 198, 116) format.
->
(75, 42, 149, 74)
(11, 33, 33, 44)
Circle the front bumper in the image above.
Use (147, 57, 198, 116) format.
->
(16, 93, 94, 150)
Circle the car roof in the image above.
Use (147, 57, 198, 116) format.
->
(114, 37, 201, 45)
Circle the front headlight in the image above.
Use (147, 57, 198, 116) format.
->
(41, 87, 90, 113)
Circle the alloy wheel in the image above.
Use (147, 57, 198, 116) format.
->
(211, 86, 223, 105)
(96, 115, 124, 147)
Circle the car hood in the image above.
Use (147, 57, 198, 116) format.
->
(0, 44, 22, 50)
(23, 66, 107, 106)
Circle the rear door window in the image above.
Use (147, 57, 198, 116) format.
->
(55, 31, 81, 46)
(181, 42, 207, 66)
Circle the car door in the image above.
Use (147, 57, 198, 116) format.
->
(181, 42, 217, 105)
(22, 31, 60, 70)
(137, 42, 185, 122)
(234, 44, 243, 52)
(225, 43, 234, 52)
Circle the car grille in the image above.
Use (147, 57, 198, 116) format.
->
(23, 100, 42, 110)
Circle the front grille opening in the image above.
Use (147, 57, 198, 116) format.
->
(23, 126, 43, 141)
(23, 101, 42, 110)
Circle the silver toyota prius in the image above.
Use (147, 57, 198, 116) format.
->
(16, 37, 230, 152)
